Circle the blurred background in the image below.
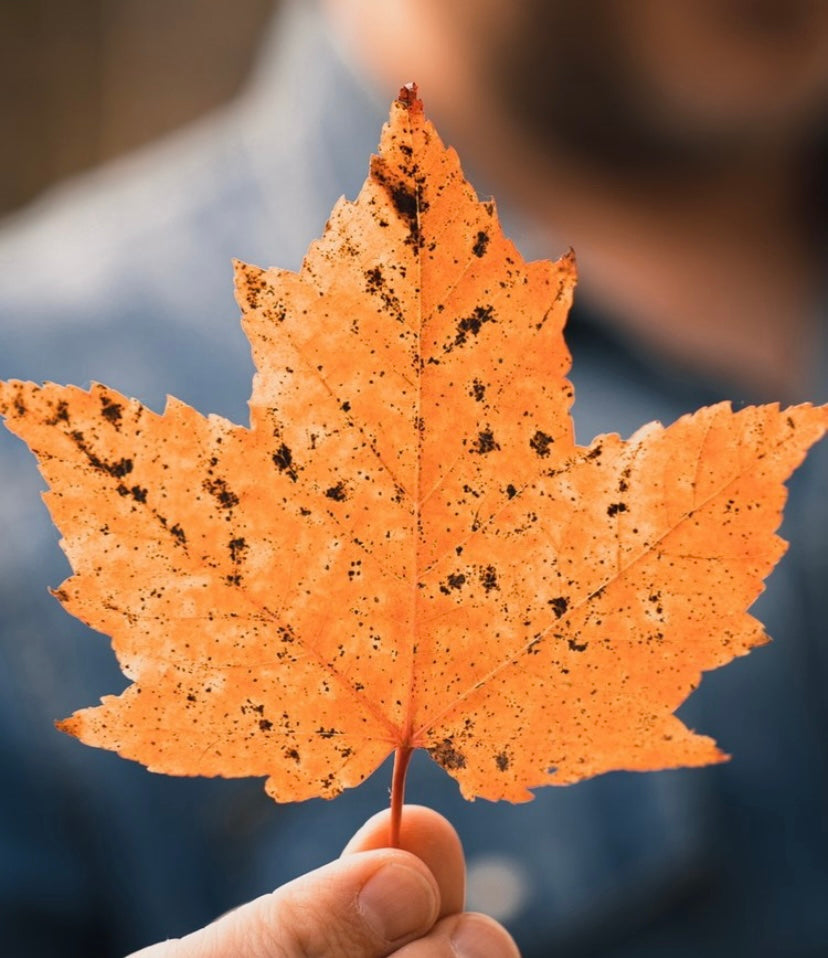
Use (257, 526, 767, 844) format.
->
(0, 0, 278, 216)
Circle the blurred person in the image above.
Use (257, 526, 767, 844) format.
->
(1, 0, 826, 955)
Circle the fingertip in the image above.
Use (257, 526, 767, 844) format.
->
(343, 805, 459, 855)
(449, 912, 521, 958)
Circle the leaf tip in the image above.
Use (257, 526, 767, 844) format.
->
(54, 715, 79, 738)
(397, 82, 423, 115)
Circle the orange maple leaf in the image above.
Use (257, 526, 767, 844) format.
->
(1, 87, 826, 837)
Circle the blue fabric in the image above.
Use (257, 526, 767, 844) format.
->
(0, 4, 826, 955)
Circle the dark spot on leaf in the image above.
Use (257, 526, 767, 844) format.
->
(170, 523, 187, 545)
(317, 727, 339, 739)
(450, 305, 496, 349)
(259, 719, 273, 732)
(100, 395, 123, 426)
(618, 467, 631, 493)
(607, 502, 628, 517)
(365, 267, 383, 293)
(472, 430, 500, 454)
(229, 537, 247, 562)
(273, 443, 298, 482)
(480, 565, 498, 592)
(203, 477, 239, 509)
(495, 751, 510, 771)
(548, 596, 569, 618)
(429, 738, 467, 770)
(440, 572, 467, 594)
(472, 231, 490, 257)
(471, 379, 486, 401)
(530, 430, 554, 457)
(325, 481, 347, 502)
(46, 400, 70, 425)
(568, 637, 588, 652)
(505, 483, 517, 499)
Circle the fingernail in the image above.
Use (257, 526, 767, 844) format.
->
(451, 914, 520, 958)
(358, 862, 438, 943)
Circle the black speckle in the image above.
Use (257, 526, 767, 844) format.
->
(229, 537, 247, 562)
(505, 483, 517, 499)
(70, 428, 135, 479)
(450, 305, 496, 350)
(365, 267, 383, 293)
(495, 751, 510, 771)
(46, 400, 70, 424)
(472, 231, 490, 257)
(618, 467, 631, 493)
(429, 738, 467, 770)
(480, 565, 498, 593)
(440, 572, 467, 594)
(607, 502, 628, 517)
(203, 477, 239, 510)
(317, 727, 339, 739)
(100, 395, 123, 426)
(325, 481, 348, 502)
(548, 596, 569, 619)
(391, 184, 417, 219)
(273, 443, 298, 482)
(258, 719, 273, 732)
(472, 429, 500, 455)
(170, 523, 187, 545)
(568, 637, 588, 652)
(471, 379, 486, 402)
(530, 430, 554, 458)
(129, 485, 147, 503)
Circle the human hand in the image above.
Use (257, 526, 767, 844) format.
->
(129, 804, 520, 957)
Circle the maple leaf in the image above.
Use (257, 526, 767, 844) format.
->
(1, 86, 826, 835)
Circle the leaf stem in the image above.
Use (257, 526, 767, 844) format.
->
(389, 745, 413, 848)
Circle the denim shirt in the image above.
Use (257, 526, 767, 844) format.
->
(1, 4, 826, 955)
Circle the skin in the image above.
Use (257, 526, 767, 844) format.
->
(128, 805, 520, 958)
(326, 0, 828, 399)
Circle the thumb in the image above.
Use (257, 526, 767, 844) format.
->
(129, 847, 440, 958)
(343, 804, 466, 916)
